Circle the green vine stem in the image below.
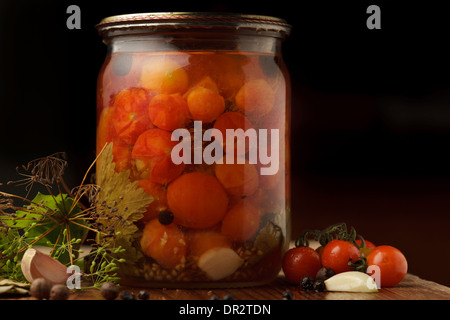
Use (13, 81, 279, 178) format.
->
(295, 222, 369, 249)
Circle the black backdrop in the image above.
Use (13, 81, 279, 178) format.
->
(1, 0, 450, 287)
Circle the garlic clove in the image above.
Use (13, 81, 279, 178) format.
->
(324, 271, 378, 293)
(197, 247, 244, 281)
(21, 248, 70, 284)
(20, 249, 35, 283)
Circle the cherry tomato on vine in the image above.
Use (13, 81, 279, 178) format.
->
(282, 247, 322, 284)
(355, 239, 376, 249)
(367, 245, 407, 287)
(321, 239, 360, 274)
(355, 239, 376, 257)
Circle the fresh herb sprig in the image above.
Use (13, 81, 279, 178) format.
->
(80, 239, 126, 287)
(0, 149, 126, 287)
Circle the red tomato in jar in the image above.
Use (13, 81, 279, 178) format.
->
(367, 245, 408, 287)
(282, 247, 322, 284)
(321, 239, 360, 274)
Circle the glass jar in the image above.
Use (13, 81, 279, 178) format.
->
(95, 12, 291, 288)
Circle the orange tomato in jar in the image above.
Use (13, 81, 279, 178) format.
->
(140, 56, 189, 94)
(140, 218, 186, 269)
(112, 87, 153, 145)
(167, 172, 229, 229)
(187, 87, 225, 123)
(186, 54, 244, 99)
(96, 107, 116, 155)
(111, 139, 132, 173)
(221, 201, 260, 242)
(137, 179, 169, 222)
(148, 93, 190, 131)
(186, 229, 231, 257)
(235, 79, 275, 117)
(213, 112, 254, 156)
(131, 129, 185, 184)
(214, 161, 259, 197)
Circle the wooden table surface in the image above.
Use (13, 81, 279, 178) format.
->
(70, 273, 450, 300)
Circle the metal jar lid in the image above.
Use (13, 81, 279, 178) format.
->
(96, 12, 291, 37)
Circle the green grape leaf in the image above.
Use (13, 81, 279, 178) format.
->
(96, 142, 153, 264)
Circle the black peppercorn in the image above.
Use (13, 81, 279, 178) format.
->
(158, 210, 174, 225)
(300, 275, 314, 291)
(313, 279, 326, 292)
(282, 289, 294, 300)
(138, 290, 150, 300)
(315, 267, 335, 282)
(120, 291, 137, 300)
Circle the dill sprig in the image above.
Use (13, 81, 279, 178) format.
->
(0, 148, 123, 287)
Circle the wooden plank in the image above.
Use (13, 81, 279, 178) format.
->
(68, 274, 450, 300)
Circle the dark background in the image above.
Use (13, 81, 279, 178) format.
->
(1, 0, 450, 287)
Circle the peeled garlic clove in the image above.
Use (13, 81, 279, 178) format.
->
(21, 248, 70, 284)
(324, 271, 378, 293)
(197, 247, 244, 281)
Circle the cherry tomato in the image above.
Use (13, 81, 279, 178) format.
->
(282, 247, 322, 284)
(367, 245, 407, 287)
(321, 239, 360, 274)
(167, 172, 229, 229)
(355, 239, 376, 257)
(140, 218, 186, 269)
(221, 201, 260, 242)
(112, 87, 152, 145)
(355, 239, 376, 249)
